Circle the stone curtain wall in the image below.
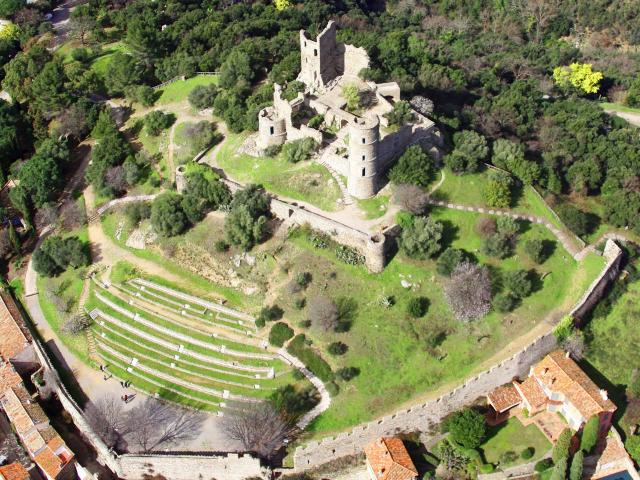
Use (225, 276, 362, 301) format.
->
(118, 453, 266, 480)
(293, 240, 624, 470)
(570, 239, 623, 322)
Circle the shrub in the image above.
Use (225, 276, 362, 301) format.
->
(534, 458, 554, 472)
(554, 315, 574, 342)
(389, 145, 435, 187)
(436, 248, 466, 276)
(61, 314, 92, 335)
(484, 171, 513, 208)
(144, 110, 175, 136)
(500, 451, 518, 464)
(335, 245, 364, 265)
(580, 415, 599, 453)
(552, 428, 572, 463)
(524, 238, 546, 263)
(550, 457, 567, 480)
(214, 240, 229, 252)
(504, 269, 532, 298)
(396, 210, 415, 229)
(446, 408, 487, 449)
(625, 435, 640, 464)
(569, 450, 584, 480)
(385, 100, 414, 126)
(124, 201, 151, 228)
(309, 231, 329, 249)
(445, 261, 492, 321)
(476, 216, 497, 237)
(257, 305, 284, 324)
(268, 322, 294, 347)
(337, 367, 360, 381)
(557, 204, 591, 237)
(520, 447, 535, 460)
(494, 292, 517, 313)
(151, 193, 189, 237)
(482, 233, 511, 259)
(407, 297, 429, 318)
(307, 114, 324, 129)
(188, 84, 218, 110)
(328, 342, 348, 356)
(496, 216, 520, 238)
(296, 272, 312, 288)
(479, 464, 494, 474)
(287, 334, 333, 382)
(294, 298, 306, 310)
(400, 216, 444, 259)
(282, 138, 318, 163)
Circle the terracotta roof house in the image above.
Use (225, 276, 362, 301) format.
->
(488, 350, 616, 434)
(0, 463, 30, 480)
(364, 437, 418, 480)
(0, 385, 75, 480)
(590, 428, 640, 480)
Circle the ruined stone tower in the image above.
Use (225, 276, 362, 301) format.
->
(347, 116, 380, 199)
(298, 21, 338, 90)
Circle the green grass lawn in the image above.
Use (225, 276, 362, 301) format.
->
(357, 194, 390, 219)
(156, 75, 219, 105)
(276, 209, 605, 435)
(481, 417, 551, 467)
(90, 42, 130, 75)
(216, 131, 342, 211)
(600, 102, 640, 115)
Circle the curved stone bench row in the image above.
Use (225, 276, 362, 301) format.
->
(97, 321, 272, 380)
(96, 350, 223, 410)
(125, 282, 207, 315)
(98, 335, 273, 392)
(131, 278, 255, 324)
(95, 291, 275, 361)
(97, 342, 256, 403)
(118, 284, 253, 338)
(91, 308, 273, 375)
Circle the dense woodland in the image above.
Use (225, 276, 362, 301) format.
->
(1, 0, 640, 250)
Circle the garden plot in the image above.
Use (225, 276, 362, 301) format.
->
(87, 279, 298, 411)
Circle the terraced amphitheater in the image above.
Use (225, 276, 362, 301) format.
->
(86, 276, 303, 413)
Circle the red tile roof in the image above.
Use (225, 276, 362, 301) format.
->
(514, 376, 547, 411)
(364, 437, 418, 480)
(532, 350, 616, 419)
(0, 463, 29, 480)
(0, 294, 30, 361)
(487, 384, 522, 413)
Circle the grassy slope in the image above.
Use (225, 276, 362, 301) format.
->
(357, 194, 390, 219)
(216, 132, 342, 212)
(277, 209, 605, 435)
(156, 76, 219, 105)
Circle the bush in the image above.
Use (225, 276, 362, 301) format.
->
(557, 204, 591, 237)
(554, 315, 574, 342)
(407, 297, 429, 318)
(335, 245, 364, 265)
(446, 408, 487, 449)
(479, 464, 494, 474)
(550, 457, 567, 480)
(580, 415, 599, 453)
(524, 238, 546, 263)
(294, 298, 306, 310)
(396, 210, 415, 229)
(214, 240, 229, 252)
(389, 145, 435, 187)
(151, 193, 189, 237)
(436, 248, 466, 276)
(476, 216, 497, 237)
(496, 216, 520, 238)
(504, 269, 532, 298)
(328, 342, 348, 356)
(61, 314, 92, 335)
(337, 367, 360, 381)
(500, 451, 518, 464)
(534, 458, 554, 472)
(144, 110, 175, 136)
(287, 334, 333, 382)
(552, 428, 572, 463)
(269, 322, 294, 347)
(385, 100, 414, 126)
(308, 296, 339, 332)
(123, 201, 151, 228)
(307, 114, 324, 129)
(257, 305, 284, 324)
(494, 291, 517, 313)
(520, 447, 535, 460)
(484, 171, 513, 208)
(400, 216, 444, 259)
(188, 84, 219, 110)
(296, 272, 312, 288)
(483, 233, 511, 258)
(282, 138, 318, 163)
(625, 435, 640, 464)
(126, 85, 156, 107)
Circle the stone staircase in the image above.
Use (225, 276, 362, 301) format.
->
(316, 145, 353, 206)
(86, 329, 99, 363)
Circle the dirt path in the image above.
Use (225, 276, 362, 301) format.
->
(604, 108, 640, 127)
(167, 123, 177, 183)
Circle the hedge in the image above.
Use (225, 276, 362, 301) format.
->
(286, 334, 333, 382)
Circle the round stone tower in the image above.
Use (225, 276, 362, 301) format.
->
(347, 116, 380, 199)
(175, 165, 187, 194)
(257, 107, 286, 149)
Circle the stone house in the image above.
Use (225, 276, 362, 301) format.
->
(488, 350, 616, 435)
(364, 437, 418, 480)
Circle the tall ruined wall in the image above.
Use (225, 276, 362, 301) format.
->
(118, 453, 267, 480)
(339, 44, 370, 78)
(378, 121, 441, 171)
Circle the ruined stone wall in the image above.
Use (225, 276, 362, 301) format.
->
(377, 121, 441, 171)
(339, 43, 370, 78)
(117, 453, 267, 480)
(293, 333, 558, 470)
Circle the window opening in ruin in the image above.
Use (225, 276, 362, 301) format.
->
(270, 126, 274, 135)
(362, 168, 365, 176)
(362, 155, 365, 161)
(362, 138, 365, 144)
(314, 48, 318, 56)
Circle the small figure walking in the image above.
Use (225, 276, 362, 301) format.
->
(122, 394, 128, 403)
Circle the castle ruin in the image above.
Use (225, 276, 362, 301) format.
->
(257, 20, 442, 200)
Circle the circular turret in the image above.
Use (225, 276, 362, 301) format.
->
(257, 107, 287, 149)
(347, 116, 380, 199)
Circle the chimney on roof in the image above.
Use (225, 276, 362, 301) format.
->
(565, 351, 571, 358)
(600, 389, 608, 401)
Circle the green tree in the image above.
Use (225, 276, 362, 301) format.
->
(580, 416, 599, 453)
(150, 193, 189, 237)
(524, 238, 546, 263)
(400, 216, 443, 259)
(389, 145, 435, 187)
(436, 248, 466, 276)
(0, 0, 23, 17)
(342, 83, 360, 112)
(144, 110, 175, 136)
(225, 204, 267, 250)
(126, 85, 156, 107)
(553, 63, 603, 94)
(180, 193, 206, 224)
(446, 408, 487, 449)
(453, 130, 488, 165)
(188, 84, 218, 110)
(30, 60, 71, 115)
(385, 100, 414, 126)
(549, 456, 568, 480)
(504, 269, 532, 298)
(268, 322, 294, 347)
(483, 233, 511, 259)
(219, 50, 253, 89)
(569, 450, 584, 480)
(104, 53, 143, 95)
(626, 435, 640, 464)
(282, 138, 317, 163)
(18, 154, 62, 207)
(33, 235, 89, 277)
(553, 428, 573, 463)
(484, 171, 513, 208)
(557, 204, 591, 237)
